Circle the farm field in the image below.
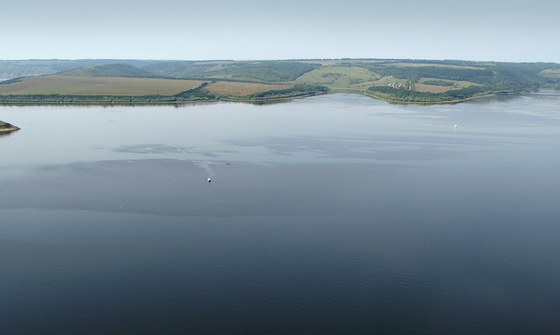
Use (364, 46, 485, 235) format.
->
(295, 66, 380, 91)
(415, 79, 482, 93)
(540, 69, 560, 78)
(0, 75, 204, 96)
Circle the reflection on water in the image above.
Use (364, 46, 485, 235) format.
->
(1, 92, 560, 334)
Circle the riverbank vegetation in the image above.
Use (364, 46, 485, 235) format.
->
(0, 59, 559, 105)
(0, 120, 20, 133)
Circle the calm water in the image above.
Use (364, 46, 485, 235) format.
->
(1, 93, 560, 334)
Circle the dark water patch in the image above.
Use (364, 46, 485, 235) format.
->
(114, 143, 239, 157)
(2, 210, 560, 334)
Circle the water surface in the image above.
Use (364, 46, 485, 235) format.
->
(1, 93, 560, 334)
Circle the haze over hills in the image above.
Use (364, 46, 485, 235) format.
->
(60, 63, 159, 78)
(0, 59, 167, 79)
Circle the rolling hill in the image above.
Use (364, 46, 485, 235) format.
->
(1, 59, 559, 104)
(0, 59, 166, 79)
(142, 61, 320, 82)
(60, 63, 159, 78)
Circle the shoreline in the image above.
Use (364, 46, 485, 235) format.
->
(0, 89, 551, 106)
(364, 91, 499, 105)
(0, 92, 328, 106)
(0, 120, 21, 133)
(0, 126, 20, 134)
(0, 91, 508, 106)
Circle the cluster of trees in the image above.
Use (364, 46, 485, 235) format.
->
(0, 121, 14, 128)
(245, 84, 329, 99)
(361, 64, 494, 84)
(143, 61, 320, 82)
(142, 61, 219, 78)
(219, 62, 320, 82)
(486, 63, 560, 92)
(0, 94, 177, 104)
(422, 80, 455, 86)
(175, 82, 217, 101)
(60, 64, 158, 78)
(360, 61, 560, 103)
(0, 120, 19, 133)
(367, 85, 487, 103)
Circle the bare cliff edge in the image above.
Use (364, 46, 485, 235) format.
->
(0, 121, 20, 133)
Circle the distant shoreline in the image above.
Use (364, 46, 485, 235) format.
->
(364, 91, 501, 105)
(0, 90, 530, 106)
(1, 59, 558, 106)
(0, 93, 323, 105)
(0, 90, 545, 106)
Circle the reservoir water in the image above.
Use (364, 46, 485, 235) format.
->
(1, 92, 560, 334)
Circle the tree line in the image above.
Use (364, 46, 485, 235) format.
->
(367, 85, 488, 103)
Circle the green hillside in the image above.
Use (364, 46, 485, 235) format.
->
(361, 60, 560, 103)
(60, 63, 158, 78)
(0, 59, 165, 79)
(141, 61, 227, 78)
(0, 59, 559, 105)
(142, 61, 320, 82)
(295, 66, 380, 90)
(211, 61, 320, 82)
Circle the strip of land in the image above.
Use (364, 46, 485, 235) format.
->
(0, 120, 20, 133)
(0, 59, 559, 105)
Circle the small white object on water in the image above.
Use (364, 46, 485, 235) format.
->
(454, 124, 458, 129)
(207, 177, 212, 183)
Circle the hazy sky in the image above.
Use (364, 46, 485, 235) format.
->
(2, 0, 559, 62)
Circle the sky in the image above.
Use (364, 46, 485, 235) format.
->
(1, 0, 559, 62)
